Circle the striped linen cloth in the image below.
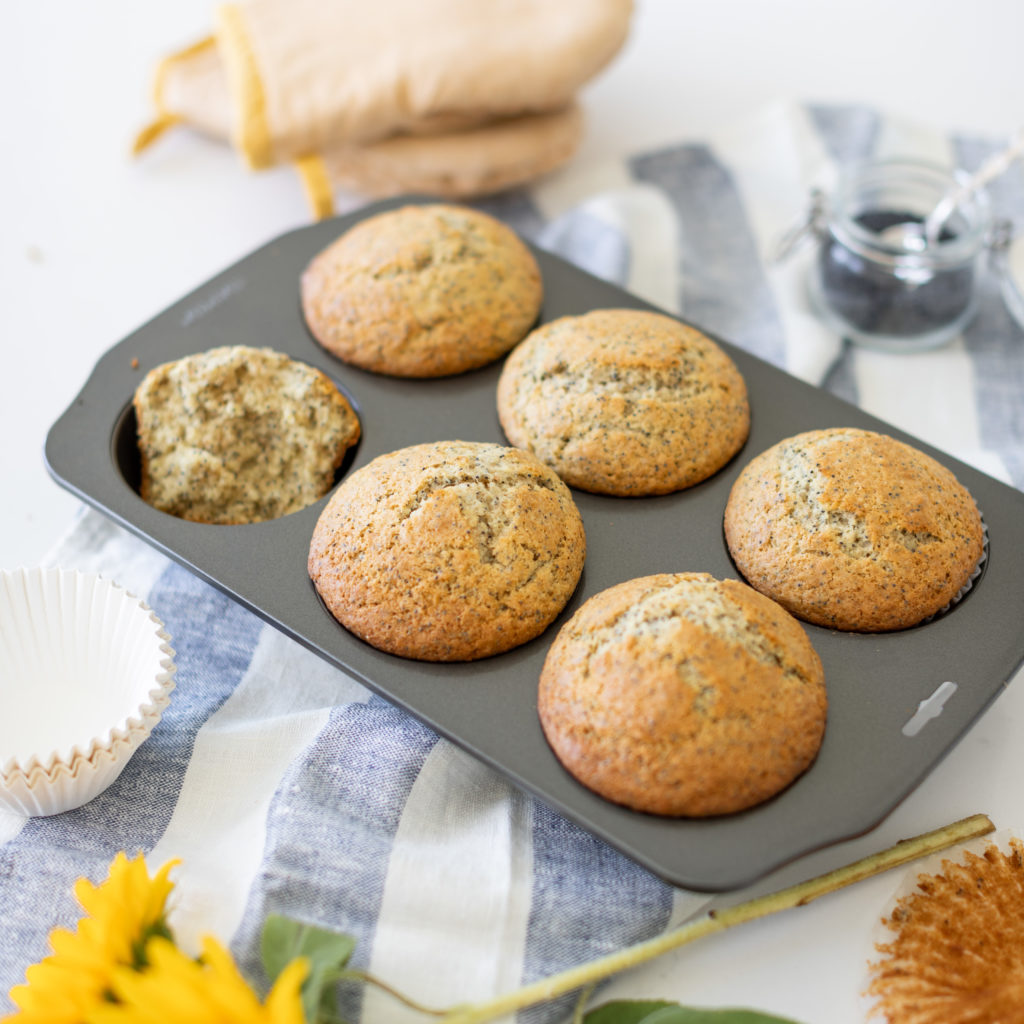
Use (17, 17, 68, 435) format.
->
(2, 101, 1022, 1020)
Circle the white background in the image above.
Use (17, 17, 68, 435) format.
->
(4, 2, 1024, 1021)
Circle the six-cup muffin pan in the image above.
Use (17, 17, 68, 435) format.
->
(45, 197, 1024, 891)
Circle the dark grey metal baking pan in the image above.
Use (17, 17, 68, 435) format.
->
(45, 197, 1024, 891)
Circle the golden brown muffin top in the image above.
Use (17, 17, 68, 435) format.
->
(538, 572, 827, 817)
(308, 440, 585, 661)
(301, 204, 542, 378)
(724, 428, 985, 631)
(497, 308, 750, 495)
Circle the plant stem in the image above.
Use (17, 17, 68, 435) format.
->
(438, 813, 994, 1024)
(340, 969, 449, 1017)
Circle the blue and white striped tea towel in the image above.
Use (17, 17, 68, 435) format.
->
(2, 101, 1022, 1021)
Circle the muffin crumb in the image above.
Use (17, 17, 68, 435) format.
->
(134, 345, 360, 524)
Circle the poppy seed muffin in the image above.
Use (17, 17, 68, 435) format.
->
(134, 345, 360, 524)
(308, 440, 586, 661)
(300, 203, 543, 378)
(723, 428, 985, 632)
(538, 573, 827, 817)
(497, 309, 750, 495)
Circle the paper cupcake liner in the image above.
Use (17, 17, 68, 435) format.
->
(0, 567, 176, 816)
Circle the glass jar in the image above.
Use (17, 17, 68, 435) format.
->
(805, 159, 993, 351)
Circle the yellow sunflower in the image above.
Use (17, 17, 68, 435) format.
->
(84, 935, 308, 1024)
(6, 852, 178, 1024)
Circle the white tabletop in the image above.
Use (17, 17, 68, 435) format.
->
(5, 2, 1024, 1021)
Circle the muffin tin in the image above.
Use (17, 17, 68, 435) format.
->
(45, 197, 1024, 891)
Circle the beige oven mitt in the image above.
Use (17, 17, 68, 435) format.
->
(134, 0, 632, 216)
(319, 104, 584, 201)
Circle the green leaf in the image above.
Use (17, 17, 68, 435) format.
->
(584, 1001, 805, 1024)
(260, 914, 357, 1024)
(583, 1001, 678, 1024)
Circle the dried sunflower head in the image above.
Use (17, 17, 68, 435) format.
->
(866, 836, 1024, 1023)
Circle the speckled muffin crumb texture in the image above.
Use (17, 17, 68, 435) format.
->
(308, 441, 586, 662)
(134, 345, 360, 524)
(301, 203, 543, 378)
(723, 428, 985, 632)
(538, 573, 827, 817)
(497, 308, 750, 495)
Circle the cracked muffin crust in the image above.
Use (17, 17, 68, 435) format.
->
(300, 203, 543, 378)
(307, 440, 586, 661)
(496, 308, 750, 495)
(723, 428, 985, 632)
(538, 572, 827, 817)
(134, 345, 360, 524)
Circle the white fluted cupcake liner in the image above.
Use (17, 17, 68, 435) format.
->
(0, 567, 176, 815)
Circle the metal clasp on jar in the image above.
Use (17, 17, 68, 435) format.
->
(772, 188, 828, 264)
